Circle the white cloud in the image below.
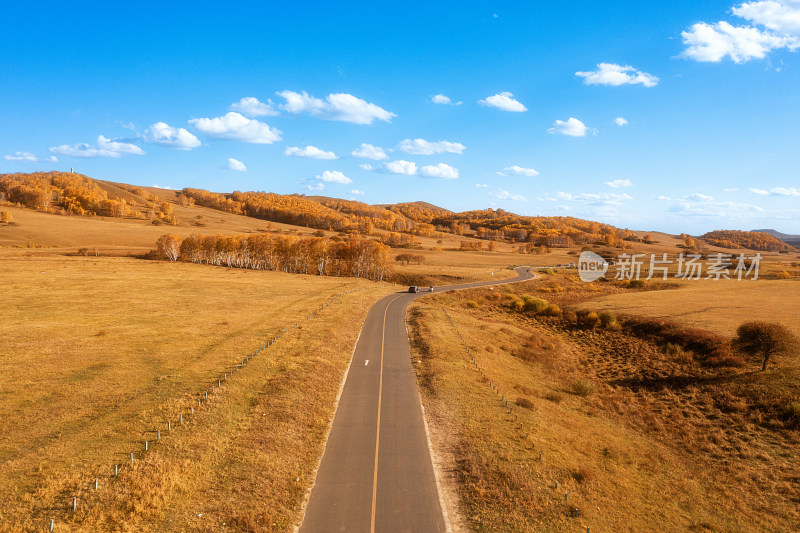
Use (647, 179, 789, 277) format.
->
(49, 135, 145, 158)
(605, 179, 632, 188)
(769, 186, 800, 196)
(352, 143, 389, 160)
(478, 92, 527, 112)
(497, 165, 539, 177)
(668, 200, 764, 216)
(145, 122, 201, 150)
(679, 1, 800, 63)
(750, 185, 800, 196)
(189, 112, 282, 144)
(476, 183, 489, 188)
(359, 163, 375, 171)
(548, 117, 589, 137)
(96, 135, 145, 155)
(556, 191, 634, 205)
(397, 138, 466, 155)
(304, 182, 325, 191)
(684, 193, 715, 201)
(656, 195, 673, 201)
(4, 151, 38, 162)
(230, 97, 279, 117)
(276, 90, 396, 124)
(385, 160, 418, 175)
(350, 189, 366, 195)
(316, 170, 352, 184)
(420, 163, 459, 179)
(614, 117, 629, 126)
(227, 158, 247, 172)
(284, 145, 337, 159)
(431, 94, 462, 105)
(681, 21, 796, 62)
(152, 184, 175, 190)
(491, 189, 527, 201)
(575, 63, 659, 87)
(3, 151, 58, 162)
(734, 1, 800, 35)
(723, 187, 739, 192)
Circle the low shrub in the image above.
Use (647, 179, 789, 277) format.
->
(562, 309, 578, 325)
(774, 270, 791, 279)
(572, 467, 595, 484)
(624, 316, 734, 366)
(514, 384, 535, 395)
(571, 379, 596, 397)
(544, 391, 563, 404)
(522, 295, 549, 313)
(664, 342, 694, 364)
(513, 332, 560, 363)
(598, 310, 620, 330)
(579, 311, 600, 329)
(783, 402, 800, 428)
(515, 397, 535, 410)
(464, 300, 480, 309)
(543, 304, 562, 317)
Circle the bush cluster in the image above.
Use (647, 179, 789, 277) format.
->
(624, 316, 741, 367)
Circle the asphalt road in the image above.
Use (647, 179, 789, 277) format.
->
(299, 267, 535, 533)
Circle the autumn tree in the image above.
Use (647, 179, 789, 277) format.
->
(684, 235, 696, 249)
(733, 321, 800, 371)
(156, 234, 183, 261)
(395, 253, 413, 265)
(164, 233, 389, 281)
(0, 210, 12, 224)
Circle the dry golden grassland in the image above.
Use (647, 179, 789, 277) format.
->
(0, 203, 325, 252)
(0, 254, 394, 532)
(410, 278, 800, 532)
(389, 248, 525, 284)
(587, 279, 800, 338)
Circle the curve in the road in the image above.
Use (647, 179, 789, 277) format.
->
(299, 267, 535, 532)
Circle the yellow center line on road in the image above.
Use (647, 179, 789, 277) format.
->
(370, 294, 404, 533)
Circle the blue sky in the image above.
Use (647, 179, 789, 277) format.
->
(2, 1, 799, 234)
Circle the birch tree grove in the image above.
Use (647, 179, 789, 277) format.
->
(157, 233, 390, 281)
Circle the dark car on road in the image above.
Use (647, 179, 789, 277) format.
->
(408, 286, 418, 293)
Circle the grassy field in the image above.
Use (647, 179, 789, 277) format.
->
(0, 254, 394, 532)
(409, 280, 800, 532)
(586, 279, 800, 337)
(0, 203, 323, 252)
(3, 187, 800, 531)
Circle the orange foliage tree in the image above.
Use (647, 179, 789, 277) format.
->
(164, 233, 390, 281)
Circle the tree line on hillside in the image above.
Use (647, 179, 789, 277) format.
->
(155, 233, 390, 281)
(1, 174, 636, 250)
(182, 187, 633, 250)
(0, 172, 129, 217)
(0, 172, 179, 223)
(181, 188, 369, 233)
(701, 230, 795, 252)
(427, 208, 630, 247)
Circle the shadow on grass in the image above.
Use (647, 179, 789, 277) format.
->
(607, 369, 762, 392)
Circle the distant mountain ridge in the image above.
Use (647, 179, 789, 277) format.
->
(700, 230, 796, 252)
(752, 229, 800, 246)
